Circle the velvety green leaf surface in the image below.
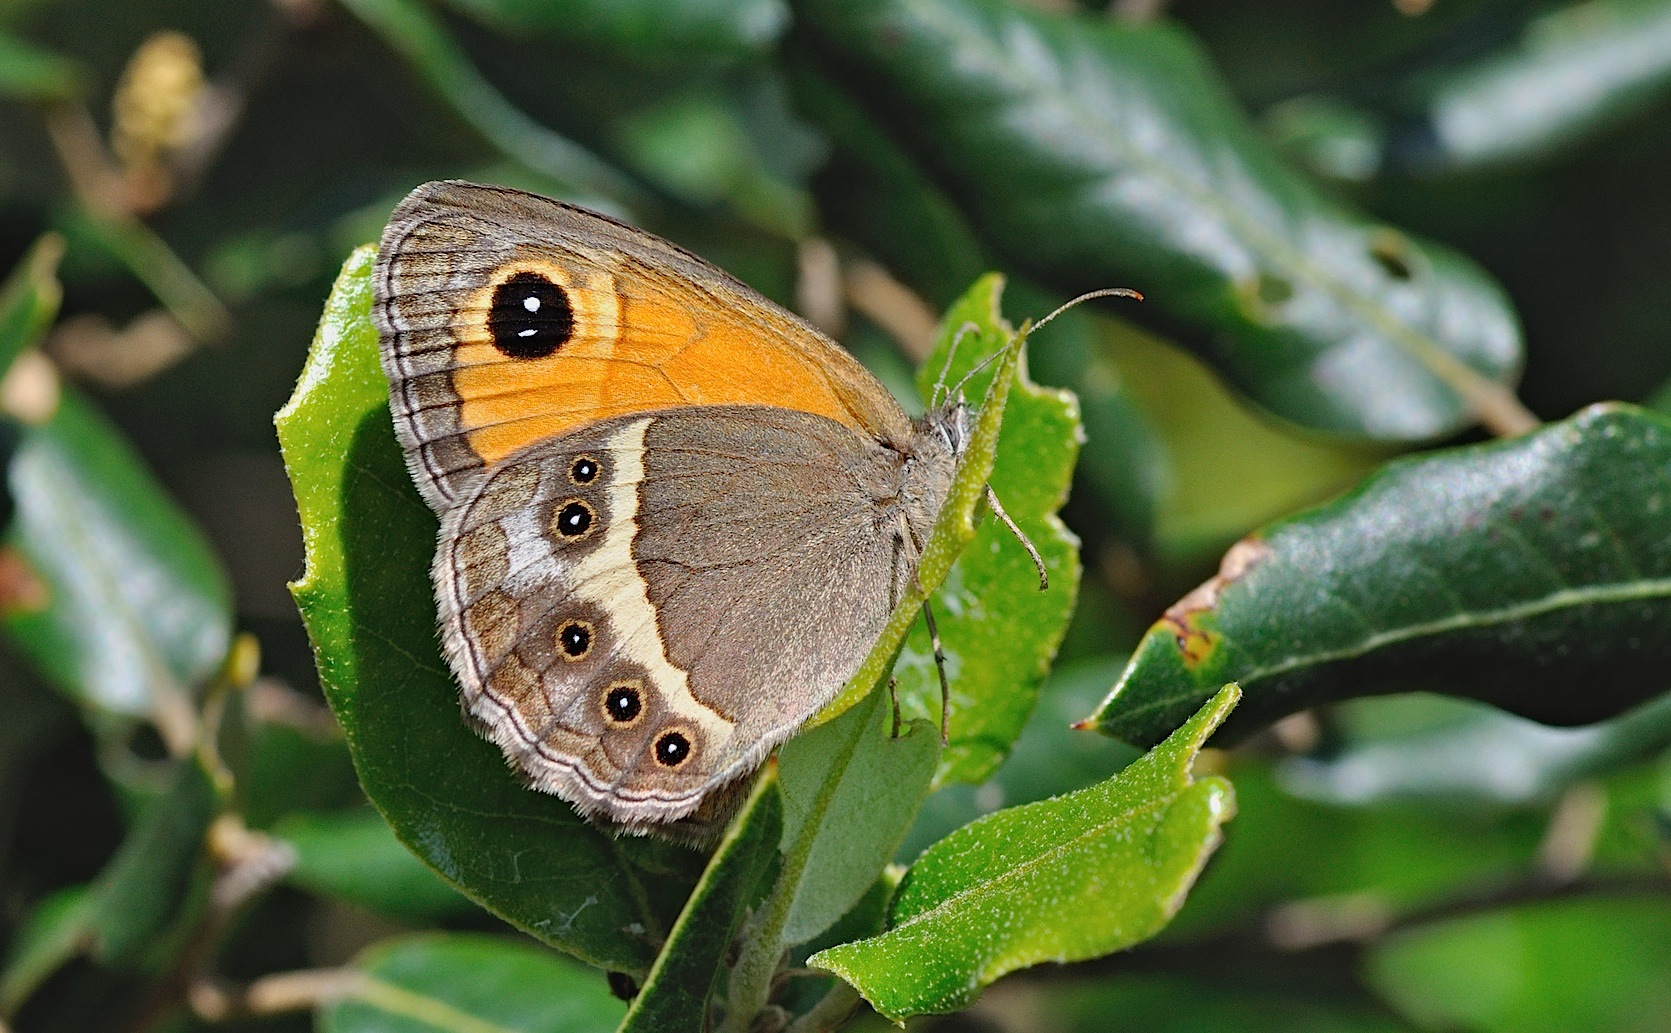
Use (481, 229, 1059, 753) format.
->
(621, 774, 781, 1033)
(3, 386, 232, 723)
(890, 274, 1084, 786)
(0, 234, 63, 372)
(1281, 692, 1671, 808)
(278, 247, 702, 974)
(438, 0, 787, 62)
(811, 687, 1238, 1021)
(777, 688, 938, 946)
(322, 934, 625, 1033)
(1091, 404, 1671, 747)
(901, 656, 1139, 859)
(1273, 0, 1671, 180)
(797, 0, 1522, 441)
(1366, 895, 1671, 1033)
(274, 809, 475, 922)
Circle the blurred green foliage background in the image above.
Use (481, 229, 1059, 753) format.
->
(2, 0, 1671, 1030)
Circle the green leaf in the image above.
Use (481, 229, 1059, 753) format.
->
(1282, 693, 1671, 808)
(810, 686, 1238, 1021)
(901, 656, 1140, 858)
(278, 247, 702, 974)
(1365, 895, 1671, 1033)
(339, 0, 645, 205)
(796, 0, 1522, 441)
(890, 274, 1084, 786)
(85, 756, 218, 963)
(1089, 404, 1671, 747)
(621, 774, 781, 1033)
(0, 234, 64, 373)
(1272, 0, 1671, 180)
(3, 386, 233, 733)
(274, 809, 475, 922)
(322, 933, 626, 1033)
(776, 688, 939, 947)
(0, 33, 83, 101)
(437, 0, 787, 63)
(1035, 972, 1413, 1033)
(0, 887, 91, 1017)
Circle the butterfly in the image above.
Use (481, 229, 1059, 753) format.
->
(372, 180, 1044, 834)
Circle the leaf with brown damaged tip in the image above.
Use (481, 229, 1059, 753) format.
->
(1087, 404, 1671, 747)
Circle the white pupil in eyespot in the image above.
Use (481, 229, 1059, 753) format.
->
(523, 295, 540, 312)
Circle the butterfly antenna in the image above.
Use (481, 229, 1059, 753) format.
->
(945, 342, 1013, 405)
(1032, 287, 1144, 334)
(919, 600, 951, 745)
(931, 321, 981, 407)
(986, 485, 1048, 590)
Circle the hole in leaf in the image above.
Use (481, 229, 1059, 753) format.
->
(1369, 231, 1416, 281)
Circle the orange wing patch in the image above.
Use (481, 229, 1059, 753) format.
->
(451, 256, 872, 466)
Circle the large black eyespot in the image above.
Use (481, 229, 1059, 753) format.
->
(654, 731, 691, 767)
(488, 272, 574, 359)
(604, 682, 643, 724)
(553, 500, 594, 539)
(570, 456, 599, 484)
(557, 620, 592, 660)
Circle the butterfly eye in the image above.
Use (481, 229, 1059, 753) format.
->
(654, 731, 691, 767)
(569, 456, 600, 484)
(603, 681, 643, 724)
(552, 500, 595, 539)
(488, 271, 574, 359)
(557, 620, 592, 660)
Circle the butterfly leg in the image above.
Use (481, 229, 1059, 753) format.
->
(919, 599, 950, 745)
(888, 676, 902, 739)
(985, 484, 1048, 590)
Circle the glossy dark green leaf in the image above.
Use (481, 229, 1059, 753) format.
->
(811, 687, 1237, 1021)
(793, 67, 1164, 545)
(279, 247, 702, 974)
(0, 235, 64, 373)
(890, 275, 1084, 786)
(796, 0, 1522, 441)
(1090, 404, 1671, 748)
(339, 0, 645, 205)
(1366, 895, 1671, 1033)
(3, 386, 233, 728)
(322, 934, 625, 1033)
(1282, 693, 1671, 808)
(620, 774, 781, 1033)
(274, 809, 475, 922)
(437, 0, 787, 63)
(1272, 0, 1671, 180)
